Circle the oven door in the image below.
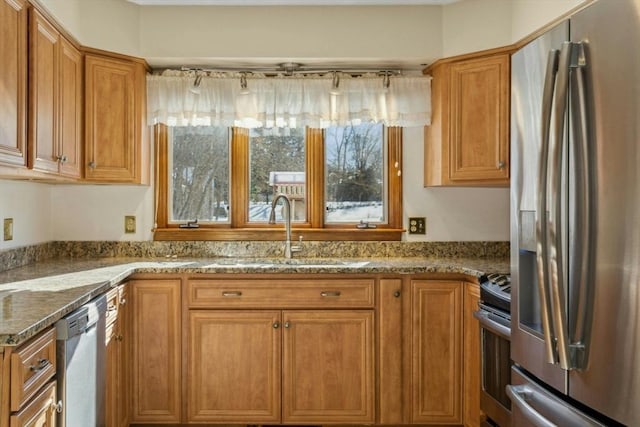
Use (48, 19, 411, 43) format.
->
(474, 306, 512, 427)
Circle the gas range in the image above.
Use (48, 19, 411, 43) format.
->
(479, 273, 511, 313)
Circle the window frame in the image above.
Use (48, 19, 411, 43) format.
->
(153, 124, 403, 241)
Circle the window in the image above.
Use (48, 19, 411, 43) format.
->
(154, 125, 403, 241)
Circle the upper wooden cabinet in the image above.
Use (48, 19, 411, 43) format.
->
(28, 9, 82, 178)
(0, 0, 28, 168)
(84, 52, 149, 184)
(424, 48, 511, 187)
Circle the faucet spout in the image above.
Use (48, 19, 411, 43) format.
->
(269, 194, 300, 258)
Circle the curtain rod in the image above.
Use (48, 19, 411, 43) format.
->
(176, 62, 404, 76)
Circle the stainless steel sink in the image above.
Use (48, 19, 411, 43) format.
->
(201, 259, 369, 268)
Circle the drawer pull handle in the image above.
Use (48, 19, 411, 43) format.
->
(320, 291, 341, 297)
(108, 305, 117, 312)
(30, 358, 49, 372)
(222, 291, 243, 297)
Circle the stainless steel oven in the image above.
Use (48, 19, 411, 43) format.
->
(474, 274, 512, 427)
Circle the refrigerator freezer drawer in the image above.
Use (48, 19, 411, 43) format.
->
(508, 367, 605, 427)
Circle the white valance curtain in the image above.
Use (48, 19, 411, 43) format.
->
(147, 70, 431, 128)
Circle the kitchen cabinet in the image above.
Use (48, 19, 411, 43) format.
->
(377, 278, 409, 425)
(129, 279, 181, 424)
(84, 51, 149, 184)
(8, 381, 57, 427)
(28, 9, 82, 179)
(0, 0, 28, 168)
(463, 282, 482, 427)
(424, 48, 511, 187)
(186, 277, 375, 425)
(411, 280, 462, 424)
(105, 284, 129, 427)
(0, 327, 58, 427)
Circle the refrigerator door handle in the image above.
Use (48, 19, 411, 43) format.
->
(548, 41, 572, 370)
(568, 41, 593, 370)
(506, 385, 556, 427)
(536, 48, 559, 365)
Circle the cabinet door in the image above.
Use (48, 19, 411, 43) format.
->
(378, 278, 408, 424)
(449, 54, 509, 183)
(9, 381, 57, 427)
(106, 285, 129, 427)
(58, 37, 82, 178)
(28, 9, 59, 174)
(130, 280, 181, 424)
(412, 280, 462, 424)
(282, 310, 374, 424)
(85, 54, 146, 183)
(463, 283, 482, 427)
(187, 310, 281, 423)
(0, 0, 27, 167)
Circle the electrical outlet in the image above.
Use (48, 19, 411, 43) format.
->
(3, 218, 13, 241)
(124, 216, 136, 234)
(408, 217, 426, 235)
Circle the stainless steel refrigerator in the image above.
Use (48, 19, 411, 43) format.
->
(510, 0, 640, 425)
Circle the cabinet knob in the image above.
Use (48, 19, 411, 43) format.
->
(497, 160, 506, 169)
(57, 155, 68, 163)
(115, 334, 123, 341)
(88, 161, 96, 169)
(273, 321, 280, 329)
(284, 321, 291, 329)
(120, 298, 127, 306)
(51, 399, 63, 414)
(393, 290, 401, 298)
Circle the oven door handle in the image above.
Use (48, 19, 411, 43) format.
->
(473, 310, 511, 340)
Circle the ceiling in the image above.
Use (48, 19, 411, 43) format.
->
(127, 0, 459, 5)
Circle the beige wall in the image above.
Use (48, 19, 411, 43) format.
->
(140, 5, 442, 68)
(0, 180, 52, 250)
(442, 0, 512, 57)
(511, 0, 587, 42)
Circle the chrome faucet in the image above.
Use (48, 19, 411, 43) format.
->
(269, 193, 302, 258)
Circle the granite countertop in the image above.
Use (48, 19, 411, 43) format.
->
(0, 256, 509, 346)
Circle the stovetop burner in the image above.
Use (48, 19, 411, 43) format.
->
(480, 273, 511, 313)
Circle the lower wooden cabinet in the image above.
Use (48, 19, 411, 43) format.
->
(9, 380, 57, 427)
(129, 279, 181, 424)
(106, 284, 130, 427)
(463, 282, 482, 427)
(411, 280, 463, 424)
(187, 309, 374, 424)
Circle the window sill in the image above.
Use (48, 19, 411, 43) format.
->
(153, 227, 404, 241)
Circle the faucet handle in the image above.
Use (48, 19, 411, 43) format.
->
(291, 235, 303, 253)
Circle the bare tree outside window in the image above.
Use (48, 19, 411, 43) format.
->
(170, 126, 230, 223)
(249, 127, 306, 222)
(325, 123, 385, 223)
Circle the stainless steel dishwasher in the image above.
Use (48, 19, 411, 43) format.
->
(55, 294, 107, 427)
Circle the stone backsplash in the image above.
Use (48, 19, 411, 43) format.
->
(0, 240, 509, 273)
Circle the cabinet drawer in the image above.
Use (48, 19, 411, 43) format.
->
(10, 328, 56, 412)
(10, 380, 57, 427)
(188, 279, 375, 308)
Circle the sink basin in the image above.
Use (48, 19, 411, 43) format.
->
(201, 259, 369, 268)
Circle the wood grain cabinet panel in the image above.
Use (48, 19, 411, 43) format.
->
(463, 282, 482, 427)
(187, 310, 281, 423)
(130, 279, 181, 424)
(9, 380, 57, 427)
(28, 9, 82, 178)
(84, 53, 148, 183)
(411, 280, 462, 424)
(106, 284, 129, 427)
(424, 49, 511, 187)
(282, 310, 374, 424)
(0, 0, 28, 168)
